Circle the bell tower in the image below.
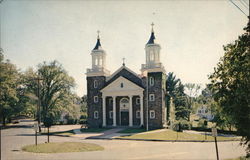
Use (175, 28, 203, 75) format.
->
(141, 23, 165, 74)
(141, 23, 166, 129)
(87, 31, 110, 77)
(86, 31, 110, 128)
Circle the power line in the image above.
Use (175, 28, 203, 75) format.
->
(229, 0, 248, 17)
(242, 0, 249, 5)
(239, 0, 249, 10)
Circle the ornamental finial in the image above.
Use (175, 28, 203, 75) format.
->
(97, 30, 100, 39)
(151, 22, 154, 33)
(122, 57, 125, 66)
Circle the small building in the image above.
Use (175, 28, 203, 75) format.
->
(196, 105, 214, 121)
(86, 24, 167, 129)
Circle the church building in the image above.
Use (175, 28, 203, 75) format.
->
(86, 24, 167, 129)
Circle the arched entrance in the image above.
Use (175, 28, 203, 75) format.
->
(120, 98, 129, 126)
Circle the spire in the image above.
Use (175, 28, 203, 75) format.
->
(147, 23, 156, 45)
(93, 30, 102, 50)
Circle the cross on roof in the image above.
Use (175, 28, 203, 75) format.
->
(122, 57, 125, 66)
(151, 22, 154, 32)
(97, 30, 100, 39)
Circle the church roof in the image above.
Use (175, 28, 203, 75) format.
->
(103, 66, 144, 89)
(146, 31, 156, 45)
(93, 37, 102, 50)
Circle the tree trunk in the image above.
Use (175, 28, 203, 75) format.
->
(47, 127, 50, 143)
(2, 116, 5, 127)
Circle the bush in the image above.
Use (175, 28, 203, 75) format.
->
(197, 119, 208, 128)
(79, 119, 87, 124)
(172, 119, 191, 132)
(80, 115, 87, 119)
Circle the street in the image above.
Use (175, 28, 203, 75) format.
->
(1, 120, 246, 160)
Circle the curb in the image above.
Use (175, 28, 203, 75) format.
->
(85, 137, 241, 142)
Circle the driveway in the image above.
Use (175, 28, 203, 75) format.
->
(1, 120, 247, 160)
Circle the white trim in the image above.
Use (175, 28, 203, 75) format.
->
(100, 76, 144, 96)
(94, 80, 98, 88)
(149, 77, 154, 86)
(149, 110, 155, 119)
(149, 94, 155, 101)
(94, 96, 98, 103)
(94, 111, 99, 119)
(106, 65, 141, 81)
(136, 110, 140, 119)
(112, 96, 117, 126)
(109, 111, 113, 119)
(136, 97, 140, 105)
(102, 95, 106, 126)
(108, 98, 113, 104)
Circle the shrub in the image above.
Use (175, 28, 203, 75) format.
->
(172, 119, 191, 132)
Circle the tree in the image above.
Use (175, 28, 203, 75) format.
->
(24, 61, 76, 123)
(166, 72, 180, 121)
(184, 83, 201, 121)
(166, 72, 189, 122)
(209, 20, 250, 156)
(0, 52, 19, 125)
(37, 61, 75, 123)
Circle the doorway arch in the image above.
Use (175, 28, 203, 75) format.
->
(120, 98, 129, 126)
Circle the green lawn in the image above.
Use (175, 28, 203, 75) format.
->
(118, 128, 146, 133)
(226, 157, 250, 160)
(22, 142, 104, 153)
(80, 128, 110, 133)
(119, 129, 240, 141)
(41, 129, 75, 136)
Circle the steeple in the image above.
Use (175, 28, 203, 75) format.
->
(146, 23, 156, 45)
(93, 30, 102, 50)
(86, 30, 110, 77)
(141, 23, 165, 74)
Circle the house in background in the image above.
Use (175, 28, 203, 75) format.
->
(196, 105, 214, 121)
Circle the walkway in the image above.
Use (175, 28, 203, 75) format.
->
(73, 128, 128, 139)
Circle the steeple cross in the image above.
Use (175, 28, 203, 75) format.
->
(122, 57, 125, 66)
(151, 22, 154, 32)
(97, 30, 100, 38)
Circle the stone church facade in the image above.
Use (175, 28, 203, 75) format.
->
(86, 25, 167, 129)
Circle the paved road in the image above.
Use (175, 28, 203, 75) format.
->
(1, 120, 246, 160)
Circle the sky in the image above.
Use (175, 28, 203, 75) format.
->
(0, 0, 248, 97)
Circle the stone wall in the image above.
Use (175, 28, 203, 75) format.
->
(87, 76, 106, 128)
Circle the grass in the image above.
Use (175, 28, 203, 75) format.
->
(119, 129, 241, 141)
(41, 129, 75, 136)
(80, 128, 110, 133)
(22, 142, 104, 153)
(118, 128, 146, 133)
(226, 157, 250, 160)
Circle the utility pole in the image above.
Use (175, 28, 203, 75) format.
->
(33, 76, 43, 132)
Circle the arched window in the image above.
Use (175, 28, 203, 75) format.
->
(120, 83, 124, 88)
(149, 77, 154, 86)
(94, 111, 99, 119)
(94, 80, 98, 88)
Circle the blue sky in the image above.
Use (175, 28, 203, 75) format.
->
(1, 0, 248, 96)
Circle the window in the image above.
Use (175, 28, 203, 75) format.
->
(136, 98, 140, 105)
(149, 77, 154, 86)
(94, 111, 99, 119)
(150, 110, 155, 119)
(94, 80, 98, 88)
(94, 96, 98, 103)
(109, 111, 113, 119)
(109, 98, 113, 105)
(120, 83, 124, 88)
(136, 110, 140, 119)
(149, 94, 155, 101)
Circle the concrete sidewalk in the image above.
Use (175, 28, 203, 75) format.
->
(73, 128, 129, 139)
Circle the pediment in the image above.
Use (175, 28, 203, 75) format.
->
(101, 76, 144, 95)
